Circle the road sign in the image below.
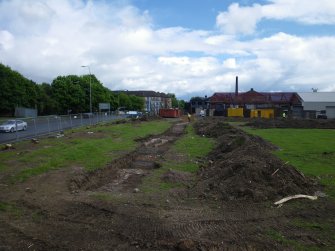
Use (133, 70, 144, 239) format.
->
(99, 103, 110, 110)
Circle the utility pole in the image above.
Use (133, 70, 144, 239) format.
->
(81, 65, 92, 113)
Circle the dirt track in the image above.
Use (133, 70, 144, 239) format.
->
(0, 119, 334, 250)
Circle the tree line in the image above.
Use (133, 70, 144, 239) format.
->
(0, 63, 182, 116)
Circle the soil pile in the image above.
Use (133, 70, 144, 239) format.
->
(245, 118, 335, 129)
(193, 119, 319, 202)
(161, 169, 193, 184)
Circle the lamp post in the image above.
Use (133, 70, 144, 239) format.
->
(81, 65, 92, 113)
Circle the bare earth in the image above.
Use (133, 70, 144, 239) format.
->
(0, 118, 334, 250)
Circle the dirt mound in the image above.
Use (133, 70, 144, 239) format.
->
(245, 118, 335, 129)
(194, 117, 238, 137)
(193, 119, 319, 202)
(161, 170, 193, 184)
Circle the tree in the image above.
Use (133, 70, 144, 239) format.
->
(78, 75, 112, 112)
(0, 63, 39, 115)
(118, 93, 131, 109)
(51, 76, 86, 114)
(109, 92, 119, 110)
(167, 93, 185, 109)
(129, 95, 144, 110)
(36, 83, 58, 115)
(0, 63, 158, 116)
(190, 96, 205, 103)
(178, 100, 185, 109)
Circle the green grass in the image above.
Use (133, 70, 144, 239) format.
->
(266, 229, 317, 251)
(174, 125, 215, 159)
(140, 124, 215, 193)
(0, 120, 172, 183)
(292, 218, 335, 244)
(266, 227, 335, 251)
(139, 164, 180, 194)
(292, 219, 334, 233)
(164, 162, 199, 173)
(0, 201, 22, 217)
(244, 128, 335, 197)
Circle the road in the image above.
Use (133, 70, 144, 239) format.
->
(0, 114, 126, 144)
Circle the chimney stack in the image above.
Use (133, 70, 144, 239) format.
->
(235, 76, 238, 96)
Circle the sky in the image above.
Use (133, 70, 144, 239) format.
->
(1, 0, 335, 100)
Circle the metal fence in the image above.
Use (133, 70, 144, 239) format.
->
(0, 112, 127, 144)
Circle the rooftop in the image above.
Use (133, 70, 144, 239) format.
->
(298, 92, 335, 102)
(113, 90, 170, 98)
(210, 89, 300, 104)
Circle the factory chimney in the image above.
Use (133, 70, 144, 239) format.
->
(235, 76, 238, 96)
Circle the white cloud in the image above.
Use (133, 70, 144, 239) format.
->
(216, 0, 335, 35)
(223, 58, 237, 69)
(236, 33, 335, 90)
(216, 3, 263, 35)
(263, 0, 335, 24)
(0, 0, 334, 100)
(0, 30, 14, 50)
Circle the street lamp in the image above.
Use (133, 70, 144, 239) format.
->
(81, 65, 92, 113)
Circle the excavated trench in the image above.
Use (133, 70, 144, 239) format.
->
(69, 122, 188, 194)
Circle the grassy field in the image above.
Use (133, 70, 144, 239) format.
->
(0, 120, 172, 183)
(242, 127, 335, 250)
(244, 128, 335, 197)
(140, 124, 215, 193)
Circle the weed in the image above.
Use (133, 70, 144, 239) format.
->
(292, 219, 333, 231)
(266, 229, 305, 250)
(91, 192, 115, 201)
(0, 201, 22, 218)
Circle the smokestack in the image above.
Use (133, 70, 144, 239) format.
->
(235, 76, 238, 96)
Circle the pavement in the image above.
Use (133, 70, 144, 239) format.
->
(0, 114, 126, 144)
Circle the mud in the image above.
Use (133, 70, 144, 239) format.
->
(0, 118, 334, 250)
(161, 170, 194, 184)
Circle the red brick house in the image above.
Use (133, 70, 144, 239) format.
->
(209, 88, 302, 117)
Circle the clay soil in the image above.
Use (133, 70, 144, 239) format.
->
(0, 118, 334, 250)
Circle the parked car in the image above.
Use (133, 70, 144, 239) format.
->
(0, 120, 27, 133)
(116, 107, 127, 115)
(126, 111, 142, 118)
(317, 114, 327, 119)
(317, 110, 327, 119)
(82, 113, 94, 118)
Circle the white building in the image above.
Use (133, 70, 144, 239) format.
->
(298, 92, 335, 119)
(114, 90, 172, 115)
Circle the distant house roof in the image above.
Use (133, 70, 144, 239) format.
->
(114, 90, 170, 98)
(298, 92, 335, 102)
(211, 93, 236, 103)
(211, 89, 301, 105)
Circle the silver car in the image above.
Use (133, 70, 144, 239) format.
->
(0, 120, 27, 133)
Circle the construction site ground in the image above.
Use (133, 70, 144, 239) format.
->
(0, 117, 334, 250)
